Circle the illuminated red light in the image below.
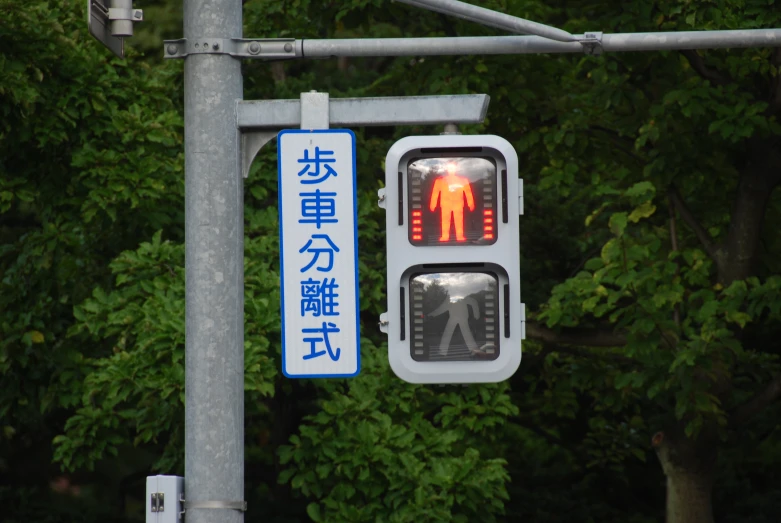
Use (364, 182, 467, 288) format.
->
(484, 226, 493, 232)
(412, 235, 422, 240)
(484, 218, 493, 224)
(484, 210, 493, 216)
(412, 219, 421, 225)
(429, 171, 475, 242)
(412, 227, 421, 232)
(412, 210, 422, 216)
(484, 234, 494, 239)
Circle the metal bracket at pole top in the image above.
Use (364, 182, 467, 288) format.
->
(163, 38, 299, 59)
(579, 32, 603, 55)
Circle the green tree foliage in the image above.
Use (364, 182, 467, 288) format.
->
(2, 0, 781, 522)
(278, 342, 516, 522)
(1, 0, 183, 519)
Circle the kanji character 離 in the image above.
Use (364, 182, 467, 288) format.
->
(300, 277, 340, 317)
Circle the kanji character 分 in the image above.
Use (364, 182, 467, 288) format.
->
(299, 234, 340, 273)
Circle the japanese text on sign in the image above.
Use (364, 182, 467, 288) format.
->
(278, 130, 360, 378)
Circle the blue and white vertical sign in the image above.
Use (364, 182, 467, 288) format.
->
(278, 129, 360, 378)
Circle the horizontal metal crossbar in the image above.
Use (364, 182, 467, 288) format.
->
(236, 94, 490, 129)
(300, 29, 781, 57)
(164, 29, 781, 60)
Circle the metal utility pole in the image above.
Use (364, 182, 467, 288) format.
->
(183, 0, 244, 521)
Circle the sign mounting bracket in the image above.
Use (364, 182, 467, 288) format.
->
(238, 93, 491, 179)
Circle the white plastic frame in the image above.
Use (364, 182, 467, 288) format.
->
(383, 134, 524, 384)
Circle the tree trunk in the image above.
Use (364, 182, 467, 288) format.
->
(664, 469, 715, 523)
(716, 138, 781, 285)
(653, 431, 717, 523)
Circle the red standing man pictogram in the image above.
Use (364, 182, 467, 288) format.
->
(429, 164, 475, 242)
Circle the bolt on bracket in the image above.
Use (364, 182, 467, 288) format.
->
(150, 492, 164, 513)
(377, 188, 387, 208)
(108, 7, 143, 22)
(163, 38, 299, 59)
(579, 32, 603, 55)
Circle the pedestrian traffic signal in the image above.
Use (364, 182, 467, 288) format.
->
(379, 135, 525, 384)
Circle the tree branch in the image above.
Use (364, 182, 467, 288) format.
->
(667, 194, 681, 328)
(568, 245, 603, 278)
(729, 375, 781, 427)
(526, 321, 626, 347)
(547, 344, 634, 365)
(667, 184, 719, 260)
(680, 50, 731, 86)
(522, 345, 554, 369)
(590, 125, 646, 164)
(512, 417, 567, 449)
(768, 49, 781, 115)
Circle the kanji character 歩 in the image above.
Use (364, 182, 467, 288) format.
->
(298, 147, 337, 184)
(299, 189, 338, 229)
(301, 321, 341, 361)
(300, 277, 340, 317)
(299, 234, 340, 273)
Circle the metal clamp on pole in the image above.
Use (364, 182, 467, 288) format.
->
(579, 32, 603, 55)
(163, 38, 299, 59)
(106, 0, 143, 37)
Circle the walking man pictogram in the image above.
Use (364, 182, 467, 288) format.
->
(429, 164, 475, 242)
(428, 296, 480, 357)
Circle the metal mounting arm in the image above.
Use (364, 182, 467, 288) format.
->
(394, 0, 575, 42)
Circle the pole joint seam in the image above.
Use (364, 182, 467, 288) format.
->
(180, 495, 248, 513)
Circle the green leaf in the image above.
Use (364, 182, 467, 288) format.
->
(628, 201, 656, 222)
(584, 257, 604, 271)
(306, 503, 322, 522)
(609, 212, 628, 236)
(631, 448, 646, 462)
(624, 181, 656, 200)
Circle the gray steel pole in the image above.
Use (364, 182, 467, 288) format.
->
(184, 0, 244, 521)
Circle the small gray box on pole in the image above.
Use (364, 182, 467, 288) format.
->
(146, 475, 184, 523)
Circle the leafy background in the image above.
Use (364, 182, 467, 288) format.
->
(1, 0, 780, 522)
